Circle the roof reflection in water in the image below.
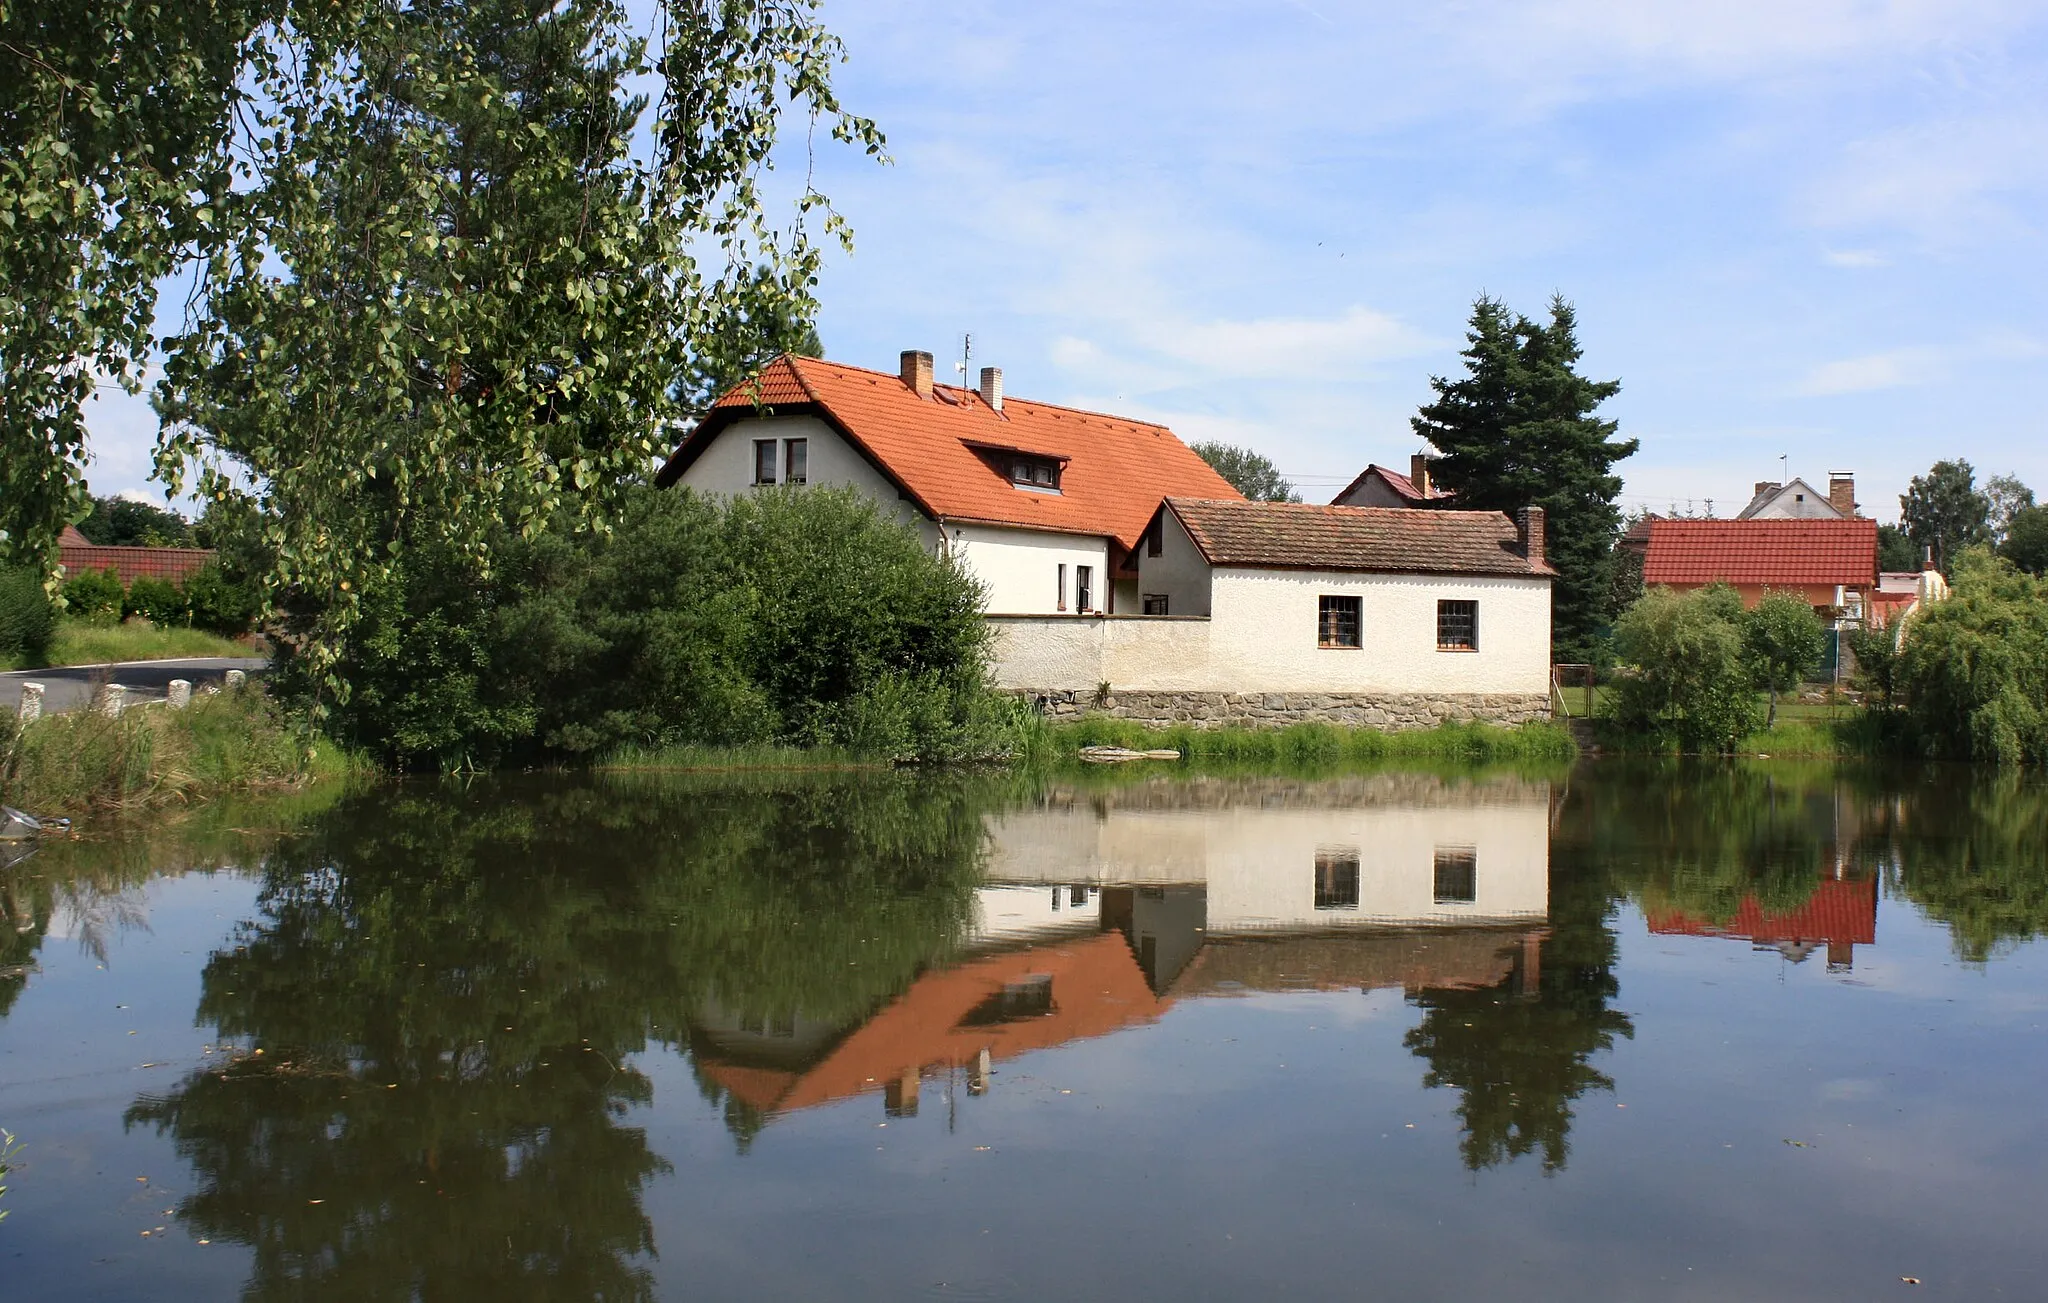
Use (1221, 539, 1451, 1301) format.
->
(692, 773, 1551, 1125)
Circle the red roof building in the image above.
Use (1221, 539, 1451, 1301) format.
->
(1331, 455, 1455, 509)
(1641, 517, 1879, 610)
(57, 525, 215, 588)
(1646, 875, 1878, 970)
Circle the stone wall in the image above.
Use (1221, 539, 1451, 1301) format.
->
(1018, 689, 1552, 730)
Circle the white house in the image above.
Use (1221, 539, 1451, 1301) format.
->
(659, 350, 1555, 729)
(1737, 473, 1858, 520)
(655, 349, 1239, 615)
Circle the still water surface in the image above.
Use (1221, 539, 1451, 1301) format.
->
(3, 763, 2047, 1300)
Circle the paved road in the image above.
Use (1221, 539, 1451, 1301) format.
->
(1, 657, 270, 715)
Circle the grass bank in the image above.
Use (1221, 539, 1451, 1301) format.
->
(0, 686, 356, 816)
(1026, 716, 1577, 767)
(4, 617, 254, 671)
(599, 741, 870, 772)
(1590, 709, 1901, 760)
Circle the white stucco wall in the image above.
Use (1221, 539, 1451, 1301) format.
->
(982, 796, 1550, 930)
(1135, 508, 1214, 616)
(988, 569, 1549, 696)
(1205, 569, 1550, 694)
(943, 523, 1110, 616)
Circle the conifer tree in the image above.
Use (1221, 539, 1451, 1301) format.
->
(1412, 295, 1635, 660)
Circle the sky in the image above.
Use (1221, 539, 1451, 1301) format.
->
(82, 0, 2048, 523)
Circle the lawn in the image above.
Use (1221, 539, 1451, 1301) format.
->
(6, 618, 257, 671)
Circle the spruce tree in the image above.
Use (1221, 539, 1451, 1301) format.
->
(1412, 294, 1635, 661)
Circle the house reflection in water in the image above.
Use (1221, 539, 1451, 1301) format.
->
(1645, 872, 1878, 970)
(691, 774, 1552, 1130)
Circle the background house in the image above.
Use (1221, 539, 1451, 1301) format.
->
(1330, 455, 1454, 509)
(1641, 517, 1879, 615)
(56, 525, 214, 587)
(655, 350, 1240, 614)
(1736, 472, 1858, 520)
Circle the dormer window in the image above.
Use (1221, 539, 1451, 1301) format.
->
(1011, 457, 1061, 491)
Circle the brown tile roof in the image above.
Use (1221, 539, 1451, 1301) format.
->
(1642, 518, 1877, 588)
(656, 354, 1243, 553)
(1161, 498, 1555, 577)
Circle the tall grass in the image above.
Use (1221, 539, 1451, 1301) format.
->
(600, 740, 868, 771)
(30, 617, 254, 669)
(0, 686, 355, 815)
(1031, 716, 1577, 767)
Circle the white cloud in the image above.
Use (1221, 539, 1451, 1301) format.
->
(1795, 347, 1946, 396)
(1822, 248, 1889, 268)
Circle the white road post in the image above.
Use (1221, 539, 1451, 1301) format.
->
(167, 679, 193, 709)
(17, 683, 43, 724)
(96, 683, 127, 717)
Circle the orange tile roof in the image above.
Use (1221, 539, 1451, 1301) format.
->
(1642, 518, 1878, 588)
(1163, 497, 1556, 577)
(656, 354, 1243, 552)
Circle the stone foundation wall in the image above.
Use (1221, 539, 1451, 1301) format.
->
(1019, 689, 1553, 731)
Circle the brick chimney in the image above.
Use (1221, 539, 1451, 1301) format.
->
(1516, 505, 1545, 567)
(900, 349, 933, 399)
(1754, 480, 1778, 499)
(978, 365, 1003, 412)
(1410, 453, 1433, 497)
(1828, 471, 1856, 517)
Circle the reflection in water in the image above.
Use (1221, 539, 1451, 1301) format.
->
(0, 761, 2029, 1298)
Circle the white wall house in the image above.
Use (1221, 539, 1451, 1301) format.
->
(988, 497, 1555, 725)
(656, 349, 1238, 615)
(658, 350, 1555, 728)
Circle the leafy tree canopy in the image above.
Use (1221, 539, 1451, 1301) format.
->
(1742, 591, 1826, 727)
(1191, 442, 1299, 503)
(1412, 294, 1636, 660)
(1609, 584, 1760, 753)
(2003, 505, 2048, 577)
(1984, 473, 2035, 545)
(75, 494, 194, 547)
(1894, 549, 2048, 765)
(1901, 459, 1990, 576)
(1877, 522, 1919, 573)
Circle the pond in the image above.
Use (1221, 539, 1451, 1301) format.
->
(3, 761, 2047, 1301)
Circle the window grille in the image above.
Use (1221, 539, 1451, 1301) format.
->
(1318, 595, 1361, 648)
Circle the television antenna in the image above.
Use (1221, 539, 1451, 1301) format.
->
(954, 333, 972, 393)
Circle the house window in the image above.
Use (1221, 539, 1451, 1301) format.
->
(1314, 848, 1360, 910)
(783, 437, 808, 485)
(1010, 458, 1061, 491)
(1437, 599, 1478, 650)
(1076, 565, 1093, 613)
(1318, 595, 1361, 648)
(1434, 847, 1477, 903)
(1142, 594, 1169, 616)
(752, 439, 777, 485)
(1057, 563, 1067, 611)
(1147, 520, 1163, 557)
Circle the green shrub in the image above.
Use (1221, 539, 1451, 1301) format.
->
(1742, 590, 1827, 725)
(290, 486, 998, 770)
(122, 575, 187, 626)
(0, 567, 59, 666)
(61, 567, 124, 624)
(183, 562, 262, 635)
(1608, 584, 1761, 752)
(1895, 549, 2048, 764)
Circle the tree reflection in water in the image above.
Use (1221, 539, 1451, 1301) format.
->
(122, 773, 989, 1303)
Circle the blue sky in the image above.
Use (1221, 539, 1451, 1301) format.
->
(84, 0, 2048, 522)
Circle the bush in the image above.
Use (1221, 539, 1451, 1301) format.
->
(0, 567, 59, 666)
(123, 575, 187, 626)
(183, 562, 262, 635)
(61, 567, 124, 624)
(1608, 585, 1761, 752)
(291, 486, 999, 770)
(1894, 550, 2048, 764)
(1742, 590, 1826, 725)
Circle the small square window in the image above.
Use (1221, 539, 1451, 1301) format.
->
(1434, 847, 1477, 903)
(1319, 595, 1361, 648)
(752, 439, 777, 486)
(783, 437, 807, 485)
(1142, 594, 1169, 615)
(1314, 848, 1360, 910)
(1437, 599, 1478, 650)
